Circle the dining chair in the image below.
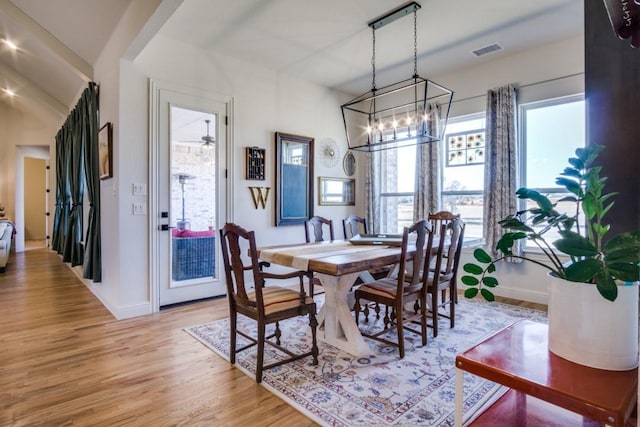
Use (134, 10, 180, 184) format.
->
(342, 215, 367, 239)
(304, 215, 335, 243)
(353, 219, 432, 358)
(426, 218, 465, 337)
(428, 210, 461, 303)
(219, 223, 318, 383)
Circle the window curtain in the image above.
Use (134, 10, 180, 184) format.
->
(365, 151, 381, 234)
(62, 108, 85, 266)
(483, 84, 521, 260)
(52, 128, 69, 253)
(81, 83, 101, 282)
(53, 83, 101, 279)
(413, 103, 441, 222)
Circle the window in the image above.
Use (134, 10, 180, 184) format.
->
(520, 95, 585, 248)
(379, 141, 416, 233)
(441, 114, 486, 239)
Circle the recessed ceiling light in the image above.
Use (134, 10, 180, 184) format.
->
(3, 89, 15, 96)
(3, 39, 18, 50)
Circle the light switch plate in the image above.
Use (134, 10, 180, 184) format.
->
(132, 183, 147, 196)
(132, 202, 146, 215)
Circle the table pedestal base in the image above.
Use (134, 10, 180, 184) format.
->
(316, 272, 370, 357)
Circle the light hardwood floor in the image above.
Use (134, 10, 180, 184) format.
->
(1, 249, 317, 426)
(1, 248, 546, 426)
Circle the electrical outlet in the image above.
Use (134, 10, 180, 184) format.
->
(132, 202, 146, 215)
(132, 183, 147, 195)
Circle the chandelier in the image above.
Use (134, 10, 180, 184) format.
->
(340, 2, 454, 152)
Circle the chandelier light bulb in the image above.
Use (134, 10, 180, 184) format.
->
(3, 39, 17, 50)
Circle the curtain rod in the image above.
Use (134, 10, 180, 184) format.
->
(451, 72, 585, 104)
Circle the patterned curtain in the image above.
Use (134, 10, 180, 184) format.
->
(413, 104, 441, 222)
(483, 85, 521, 260)
(365, 151, 381, 234)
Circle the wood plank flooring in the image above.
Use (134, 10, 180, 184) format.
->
(1, 249, 316, 426)
(1, 248, 546, 426)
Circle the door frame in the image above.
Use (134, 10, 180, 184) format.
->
(148, 79, 235, 312)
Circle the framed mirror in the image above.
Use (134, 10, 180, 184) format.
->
(319, 177, 355, 206)
(343, 151, 356, 177)
(275, 132, 314, 225)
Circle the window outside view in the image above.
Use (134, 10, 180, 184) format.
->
(521, 97, 585, 248)
(378, 96, 585, 243)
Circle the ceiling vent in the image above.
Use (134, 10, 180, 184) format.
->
(471, 43, 503, 57)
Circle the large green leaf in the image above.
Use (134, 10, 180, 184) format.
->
(604, 231, 640, 264)
(473, 248, 492, 263)
(564, 259, 601, 282)
(463, 264, 484, 274)
(464, 288, 479, 298)
(461, 275, 479, 286)
(480, 289, 495, 301)
(553, 232, 599, 256)
(595, 272, 618, 302)
(482, 276, 498, 287)
(556, 177, 581, 195)
(560, 167, 581, 178)
(607, 263, 640, 282)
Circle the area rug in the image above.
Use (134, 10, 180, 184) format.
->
(186, 298, 547, 426)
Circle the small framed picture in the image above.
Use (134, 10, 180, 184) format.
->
(99, 122, 113, 180)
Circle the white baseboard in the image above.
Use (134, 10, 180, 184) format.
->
(66, 261, 153, 320)
(491, 285, 548, 306)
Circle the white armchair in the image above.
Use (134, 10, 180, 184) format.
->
(0, 221, 14, 272)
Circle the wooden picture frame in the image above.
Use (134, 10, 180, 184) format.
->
(318, 177, 355, 206)
(275, 132, 314, 226)
(99, 122, 113, 180)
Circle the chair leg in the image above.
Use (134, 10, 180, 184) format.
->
(397, 303, 405, 359)
(354, 295, 361, 324)
(420, 294, 428, 346)
(431, 289, 439, 338)
(229, 311, 237, 364)
(309, 312, 319, 365)
(450, 284, 455, 329)
(256, 323, 266, 383)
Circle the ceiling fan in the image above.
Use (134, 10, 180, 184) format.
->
(201, 119, 215, 150)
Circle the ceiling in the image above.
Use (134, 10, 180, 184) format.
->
(0, 0, 584, 127)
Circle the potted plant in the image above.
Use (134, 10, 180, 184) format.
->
(461, 144, 640, 370)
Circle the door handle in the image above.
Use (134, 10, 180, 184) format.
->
(159, 224, 176, 231)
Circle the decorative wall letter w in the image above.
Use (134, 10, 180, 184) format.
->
(249, 187, 270, 209)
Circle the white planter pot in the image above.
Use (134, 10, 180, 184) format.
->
(547, 273, 639, 371)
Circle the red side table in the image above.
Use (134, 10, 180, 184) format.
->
(455, 320, 637, 426)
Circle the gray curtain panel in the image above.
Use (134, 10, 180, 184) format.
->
(483, 84, 522, 260)
(413, 103, 441, 222)
(365, 151, 381, 234)
(81, 83, 101, 282)
(54, 83, 101, 278)
(63, 108, 85, 266)
(52, 129, 69, 253)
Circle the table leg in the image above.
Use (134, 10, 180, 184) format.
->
(316, 272, 370, 357)
(455, 366, 463, 427)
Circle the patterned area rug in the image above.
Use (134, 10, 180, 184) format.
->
(186, 298, 546, 426)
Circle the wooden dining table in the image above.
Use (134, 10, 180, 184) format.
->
(257, 239, 407, 357)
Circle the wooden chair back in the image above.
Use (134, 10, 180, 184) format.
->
(342, 215, 367, 239)
(304, 216, 335, 243)
(428, 211, 460, 236)
(219, 223, 264, 312)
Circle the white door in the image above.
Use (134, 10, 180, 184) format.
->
(155, 87, 229, 307)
